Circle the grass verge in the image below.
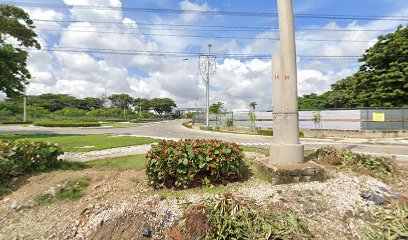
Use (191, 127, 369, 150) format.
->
(0, 134, 157, 152)
(85, 154, 146, 171)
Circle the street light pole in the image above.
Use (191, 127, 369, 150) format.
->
(198, 44, 216, 128)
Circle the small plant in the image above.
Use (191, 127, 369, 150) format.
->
(36, 177, 91, 204)
(166, 193, 311, 239)
(225, 118, 233, 127)
(248, 112, 256, 130)
(182, 121, 192, 129)
(145, 139, 244, 188)
(34, 121, 101, 127)
(312, 112, 322, 130)
(363, 204, 408, 239)
(257, 129, 273, 136)
(308, 147, 395, 181)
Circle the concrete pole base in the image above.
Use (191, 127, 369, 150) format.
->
(270, 143, 304, 164)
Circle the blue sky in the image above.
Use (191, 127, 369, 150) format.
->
(3, 0, 408, 110)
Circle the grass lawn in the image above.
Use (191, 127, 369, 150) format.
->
(85, 154, 146, 171)
(100, 122, 140, 128)
(0, 134, 157, 152)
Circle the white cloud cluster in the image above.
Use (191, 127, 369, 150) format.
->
(19, 0, 408, 111)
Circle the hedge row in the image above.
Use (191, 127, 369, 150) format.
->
(0, 140, 64, 183)
(34, 121, 101, 127)
(146, 139, 244, 188)
(1, 121, 33, 125)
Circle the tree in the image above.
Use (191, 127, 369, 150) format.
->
(75, 97, 104, 111)
(298, 26, 408, 109)
(133, 98, 151, 117)
(0, 4, 40, 97)
(25, 93, 77, 112)
(108, 94, 134, 119)
(149, 98, 177, 116)
(249, 101, 257, 112)
(209, 102, 225, 114)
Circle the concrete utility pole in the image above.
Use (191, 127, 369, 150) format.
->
(198, 44, 216, 128)
(270, 0, 304, 164)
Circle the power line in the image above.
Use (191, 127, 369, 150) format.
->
(9, 27, 377, 43)
(29, 19, 400, 33)
(2, 1, 408, 21)
(15, 46, 365, 59)
(32, 22, 395, 33)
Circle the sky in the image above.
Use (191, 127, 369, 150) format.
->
(2, 0, 408, 111)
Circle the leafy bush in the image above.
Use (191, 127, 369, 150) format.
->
(0, 140, 64, 183)
(34, 121, 101, 127)
(146, 139, 244, 188)
(257, 129, 273, 136)
(52, 107, 87, 117)
(1, 121, 33, 124)
(166, 193, 310, 240)
(308, 146, 395, 181)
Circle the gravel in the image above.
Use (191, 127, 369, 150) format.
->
(61, 144, 153, 162)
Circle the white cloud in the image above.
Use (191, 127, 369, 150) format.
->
(16, 0, 407, 111)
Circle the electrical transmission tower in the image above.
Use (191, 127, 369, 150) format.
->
(198, 44, 216, 128)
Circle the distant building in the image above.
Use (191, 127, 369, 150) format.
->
(173, 107, 205, 116)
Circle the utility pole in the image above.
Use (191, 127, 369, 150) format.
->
(139, 100, 142, 118)
(199, 44, 216, 128)
(270, 0, 304, 164)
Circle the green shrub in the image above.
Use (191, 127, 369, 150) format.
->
(308, 146, 395, 181)
(34, 121, 101, 127)
(257, 129, 273, 136)
(1, 121, 33, 124)
(0, 140, 64, 183)
(146, 139, 244, 188)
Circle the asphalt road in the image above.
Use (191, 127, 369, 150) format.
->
(0, 120, 407, 161)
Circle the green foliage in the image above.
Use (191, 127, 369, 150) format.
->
(52, 108, 87, 117)
(150, 98, 177, 116)
(1, 121, 32, 124)
(182, 121, 193, 129)
(209, 102, 225, 114)
(74, 97, 104, 111)
(225, 118, 233, 127)
(146, 139, 244, 188)
(86, 107, 123, 118)
(0, 4, 40, 97)
(308, 146, 395, 181)
(0, 140, 63, 183)
(175, 194, 311, 239)
(34, 121, 101, 127)
(35, 177, 91, 204)
(298, 26, 408, 109)
(257, 129, 273, 136)
(363, 204, 408, 239)
(249, 101, 257, 111)
(27, 94, 78, 112)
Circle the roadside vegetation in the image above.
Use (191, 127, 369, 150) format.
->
(307, 146, 396, 182)
(167, 193, 311, 240)
(0, 134, 157, 152)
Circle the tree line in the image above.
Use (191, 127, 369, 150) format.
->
(0, 93, 177, 121)
(299, 25, 408, 110)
